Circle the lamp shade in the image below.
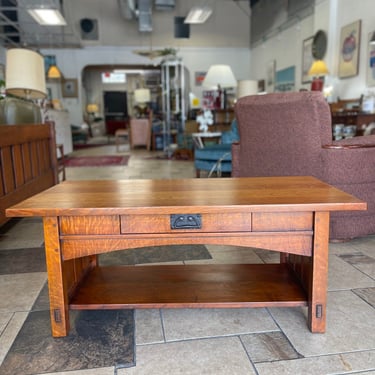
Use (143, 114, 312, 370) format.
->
(134, 88, 151, 104)
(237, 80, 258, 98)
(86, 103, 99, 113)
(5, 48, 46, 99)
(47, 65, 62, 79)
(308, 60, 329, 76)
(202, 65, 237, 89)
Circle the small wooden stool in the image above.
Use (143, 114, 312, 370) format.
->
(115, 129, 130, 152)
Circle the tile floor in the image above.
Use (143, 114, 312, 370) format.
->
(1, 140, 375, 375)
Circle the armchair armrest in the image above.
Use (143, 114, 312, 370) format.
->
(323, 134, 375, 149)
(321, 134, 375, 184)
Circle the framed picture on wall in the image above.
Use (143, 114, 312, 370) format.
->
(302, 36, 314, 83)
(338, 19, 361, 78)
(367, 31, 375, 86)
(62, 78, 78, 98)
(275, 66, 295, 92)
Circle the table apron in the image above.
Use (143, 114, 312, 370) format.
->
(60, 231, 313, 260)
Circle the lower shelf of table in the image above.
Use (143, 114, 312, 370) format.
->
(69, 264, 308, 310)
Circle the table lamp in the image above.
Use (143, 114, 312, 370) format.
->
(202, 65, 237, 109)
(5, 48, 47, 99)
(86, 103, 99, 116)
(308, 60, 329, 91)
(134, 88, 151, 117)
(237, 80, 258, 99)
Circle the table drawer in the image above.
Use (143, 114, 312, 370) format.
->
(60, 216, 120, 235)
(252, 212, 313, 231)
(120, 213, 252, 234)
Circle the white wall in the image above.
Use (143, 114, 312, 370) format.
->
(41, 46, 251, 125)
(250, 0, 375, 102)
(250, 15, 314, 92)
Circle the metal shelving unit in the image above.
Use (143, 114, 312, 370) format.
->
(161, 58, 186, 157)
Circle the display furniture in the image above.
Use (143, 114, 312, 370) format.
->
(6, 176, 365, 337)
(0, 123, 58, 226)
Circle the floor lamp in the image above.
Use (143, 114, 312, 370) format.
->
(202, 65, 237, 109)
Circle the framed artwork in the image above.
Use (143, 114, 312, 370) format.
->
(338, 20, 361, 78)
(275, 66, 295, 92)
(266, 60, 276, 91)
(195, 71, 206, 86)
(62, 78, 78, 98)
(367, 31, 375, 86)
(302, 36, 314, 83)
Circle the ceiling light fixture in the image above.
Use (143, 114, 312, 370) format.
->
(184, 6, 212, 24)
(28, 8, 67, 26)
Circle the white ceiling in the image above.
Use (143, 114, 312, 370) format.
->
(0, 0, 251, 49)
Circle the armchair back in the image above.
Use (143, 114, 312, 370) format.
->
(233, 91, 375, 240)
(233, 92, 332, 178)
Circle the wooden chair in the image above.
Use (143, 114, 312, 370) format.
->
(115, 127, 130, 152)
(56, 143, 66, 182)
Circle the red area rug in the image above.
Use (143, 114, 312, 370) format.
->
(64, 155, 129, 167)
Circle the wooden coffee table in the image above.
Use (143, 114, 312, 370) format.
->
(6, 176, 366, 337)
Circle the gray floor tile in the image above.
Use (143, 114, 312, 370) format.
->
(328, 254, 375, 291)
(0, 273, 46, 313)
(120, 337, 256, 375)
(241, 331, 301, 363)
(135, 309, 164, 345)
(162, 308, 278, 341)
(255, 349, 375, 375)
(270, 291, 375, 357)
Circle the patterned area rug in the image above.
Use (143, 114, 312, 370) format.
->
(64, 155, 130, 167)
(0, 244, 211, 374)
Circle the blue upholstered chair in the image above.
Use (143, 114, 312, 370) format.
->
(194, 119, 239, 177)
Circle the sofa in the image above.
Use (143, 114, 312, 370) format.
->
(232, 91, 375, 241)
(194, 119, 239, 177)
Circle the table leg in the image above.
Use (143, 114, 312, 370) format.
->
(308, 211, 329, 333)
(43, 217, 70, 337)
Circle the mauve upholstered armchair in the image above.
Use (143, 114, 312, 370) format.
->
(232, 91, 375, 241)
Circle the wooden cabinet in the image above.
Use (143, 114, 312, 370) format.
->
(129, 117, 152, 150)
(331, 112, 375, 136)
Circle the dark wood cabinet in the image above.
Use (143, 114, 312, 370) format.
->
(331, 112, 375, 136)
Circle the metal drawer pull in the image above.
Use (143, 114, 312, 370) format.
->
(170, 214, 202, 229)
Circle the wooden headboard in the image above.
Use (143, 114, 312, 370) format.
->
(0, 123, 58, 226)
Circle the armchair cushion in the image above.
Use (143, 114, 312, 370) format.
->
(233, 92, 375, 240)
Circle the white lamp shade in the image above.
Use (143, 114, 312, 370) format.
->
(134, 88, 151, 104)
(202, 65, 237, 89)
(5, 48, 47, 99)
(237, 80, 258, 98)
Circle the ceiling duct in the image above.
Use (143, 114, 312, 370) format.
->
(155, 0, 175, 11)
(118, 0, 136, 20)
(138, 0, 152, 32)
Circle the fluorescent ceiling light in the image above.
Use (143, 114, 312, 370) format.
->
(28, 8, 67, 26)
(184, 6, 212, 24)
